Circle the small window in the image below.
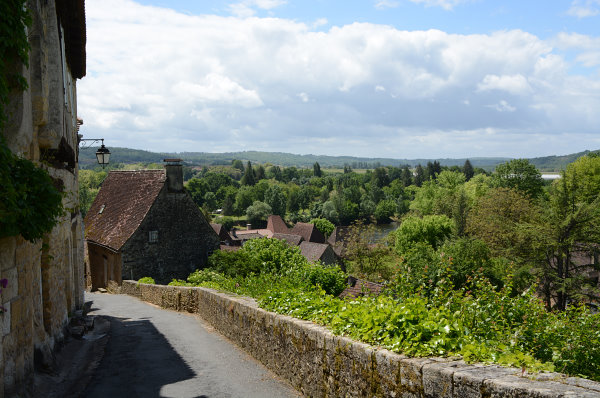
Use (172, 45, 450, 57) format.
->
(149, 230, 158, 243)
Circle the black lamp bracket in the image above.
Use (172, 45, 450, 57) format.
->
(79, 138, 105, 149)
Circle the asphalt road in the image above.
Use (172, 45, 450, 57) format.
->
(83, 292, 301, 398)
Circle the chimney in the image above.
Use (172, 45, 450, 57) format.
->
(164, 159, 183, 192)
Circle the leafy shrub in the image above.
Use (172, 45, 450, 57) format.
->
(303, 264, 347, 296)
(214, 216, 236, 230)
(137, 277, 155, 284)
(395, 214, 454, 254)
(310, 218, 335, 238)
(0, 139, 64, 242)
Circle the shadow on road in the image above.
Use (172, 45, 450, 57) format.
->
(83, 306, 204, 398)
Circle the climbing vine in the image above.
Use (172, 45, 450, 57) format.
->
(0, 0, 64, 242)
(0, 0, 31, 127)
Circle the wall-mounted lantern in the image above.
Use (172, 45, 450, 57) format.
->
(79, 137, 111, 168)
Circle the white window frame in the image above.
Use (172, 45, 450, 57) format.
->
(148, 230, 159, 243)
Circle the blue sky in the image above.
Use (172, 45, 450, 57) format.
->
(78, 0, 600, 159)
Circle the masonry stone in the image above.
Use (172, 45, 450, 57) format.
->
(0, 1, 86, 395)
(122, 281, 600, 398)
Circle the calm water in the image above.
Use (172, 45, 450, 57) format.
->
(371, 222, 399, 243)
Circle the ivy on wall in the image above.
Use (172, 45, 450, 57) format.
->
(0, 0, 65, 242)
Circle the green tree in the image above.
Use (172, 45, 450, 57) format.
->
(264, 184, 287, 217)
(232, 159, 244, 172)
(313, 162, 322, 177)
(492, 159, 544, 198)
(241, 161, 256, 186)
(186, 178, 210, 207)
(414, 164, 425, 187)
(374, 199, 396, 224)
(203, 192, 218, 211)
(79, 169, 107, 217)
(401, 166, 413, 187)
(255, 164, 266, 181)
(543, 154, 600, 309)
(395, 215, 454, 254)
(234, 186, 255, 215)
(463, 159, 474, 181)
(310, 218, 335, 238)
(246, 201, 272, 225)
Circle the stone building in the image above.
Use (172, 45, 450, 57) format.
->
(299, 242, 337, 265)
(0, 0, 87, 395)
(84, 161, 220, 287)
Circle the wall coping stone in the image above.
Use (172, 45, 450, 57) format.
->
(121, 281, 600, 397)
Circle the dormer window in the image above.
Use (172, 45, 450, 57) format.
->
(149, 230, 158, 243)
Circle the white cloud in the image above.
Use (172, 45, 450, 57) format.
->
(567, 0, 600, 18)
(488, 100, 516, 113)
(298, 92, 309, 102)
(407, 0, 472, 11)
(477, 74, 532, 95)
(228, 0, 286, 17)
(78, 0, 600, 158)
(375, 1, 399, 10)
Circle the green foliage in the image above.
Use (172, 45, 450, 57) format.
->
(264, 184, 287, 217)
(395, 215, 454, 254)
(344, 221, 393, 281)
(241, 161, 256, 186)
(492, 159, 544, 198)
(0, 0, 31, 129)
(246, 201, 272, 224)
(79, 169, 107, 217)
(0, 3, 61, 242)
(137, 276, 155, 284)
(374, 199, 396, 223)
(0, 138, 64, 241)
(303, 264, 347, 296)
(310, 218, 335, 238)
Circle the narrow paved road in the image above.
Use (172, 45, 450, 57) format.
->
(84, 292, 301, 398)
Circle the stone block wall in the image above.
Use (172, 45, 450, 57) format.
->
(0, 1, 86, 396)
(122, 187, 220, 284)
(121, 281, 600, 397)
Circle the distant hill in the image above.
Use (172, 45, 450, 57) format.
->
(79, 147, 598, 172)
(527, 150, 598, 172)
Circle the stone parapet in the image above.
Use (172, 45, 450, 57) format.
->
(121, 281, 600, 397)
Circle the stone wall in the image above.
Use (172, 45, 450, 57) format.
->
(121, 281, 600, 397)
(0, 1, 85, 396)
(122, 186, 219, 284)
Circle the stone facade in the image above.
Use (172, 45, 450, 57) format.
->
(0, 1, 86, 396)
(121, 178, 220, 284)
(84, 164, 220, 287)
(122, 281, 600, 398)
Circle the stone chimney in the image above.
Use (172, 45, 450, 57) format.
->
(164, 158, 183, 192)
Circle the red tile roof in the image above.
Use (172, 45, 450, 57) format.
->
(272, 233, 303, 246)
(220, 244, 241, 252)
(339, 277, 384, 299)
(267, 215, 289, 234)
(84, 170, 165, 250)
(299, 242, 331, 263)
(291, 222, 326, 243)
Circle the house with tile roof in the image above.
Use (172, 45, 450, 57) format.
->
(291, 222, 326, 244)
(84, 161, 219, 288)
(272, 233, 304, 246)
(267, 215, 289, 234)
(299, 242, 336, 265)
(338, 276, 385, 299)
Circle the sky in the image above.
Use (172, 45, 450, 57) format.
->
(78, 0, 600, 159)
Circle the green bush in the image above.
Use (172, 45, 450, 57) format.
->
(395, 214, 454, 254)
(137, 276, 155, 284)
(310, 218, 335, 238)
(303, 264, 347, 296)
